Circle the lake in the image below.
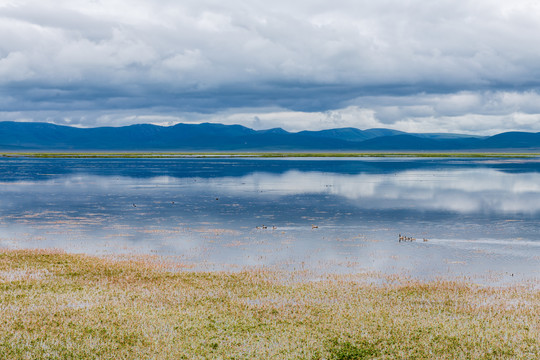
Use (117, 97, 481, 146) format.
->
(1, 156, 539, 285)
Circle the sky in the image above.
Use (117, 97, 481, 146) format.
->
(2, 0, 540, 134)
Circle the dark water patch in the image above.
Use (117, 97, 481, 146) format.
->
(3, 157, 540, 183)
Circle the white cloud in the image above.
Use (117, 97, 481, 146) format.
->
(2, 0, 540, 86)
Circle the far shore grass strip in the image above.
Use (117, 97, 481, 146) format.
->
(2, 152, 540, 159)
(1, 249, 538, 359)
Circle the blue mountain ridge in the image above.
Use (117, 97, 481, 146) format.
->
(0, 121, 538, 151)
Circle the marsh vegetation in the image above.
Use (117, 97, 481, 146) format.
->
(1, 250, 538, 359)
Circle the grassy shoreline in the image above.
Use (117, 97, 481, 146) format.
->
(2, 152, 540, 159)
(1, 249, 538, 359)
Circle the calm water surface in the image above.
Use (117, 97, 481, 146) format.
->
(1, 157, 539, 284)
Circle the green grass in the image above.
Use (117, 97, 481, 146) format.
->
(0, 249, 539, 359)
(2, 152, 540, 159)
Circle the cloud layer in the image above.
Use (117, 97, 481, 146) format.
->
(1, 0, 540, 133)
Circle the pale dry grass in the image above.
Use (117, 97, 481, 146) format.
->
(0, 249, 538, 359)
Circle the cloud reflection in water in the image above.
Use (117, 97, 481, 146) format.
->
(0, 159, 539, 284)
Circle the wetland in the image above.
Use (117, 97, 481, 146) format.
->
(1, 156, 539, 358)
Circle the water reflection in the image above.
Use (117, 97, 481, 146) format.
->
(0, 158, 539, 284)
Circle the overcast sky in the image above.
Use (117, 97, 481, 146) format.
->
(2, 0, 540, 134)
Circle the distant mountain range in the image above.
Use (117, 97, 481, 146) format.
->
(1, 121, 540, 151)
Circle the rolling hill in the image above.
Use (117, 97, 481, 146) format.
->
(0, 121, 538, 151)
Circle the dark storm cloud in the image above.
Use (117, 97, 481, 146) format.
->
(2, 0, 540, 133)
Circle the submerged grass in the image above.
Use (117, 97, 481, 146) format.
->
(0, 249, 538, 359)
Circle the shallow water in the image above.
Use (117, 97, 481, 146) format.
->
(0, 157, 539, 284)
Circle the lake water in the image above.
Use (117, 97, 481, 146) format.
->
(1, 157, 539, 285)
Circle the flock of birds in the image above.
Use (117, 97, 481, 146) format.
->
(255, 225, 278, 230)
(399, 234, 429, 242)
